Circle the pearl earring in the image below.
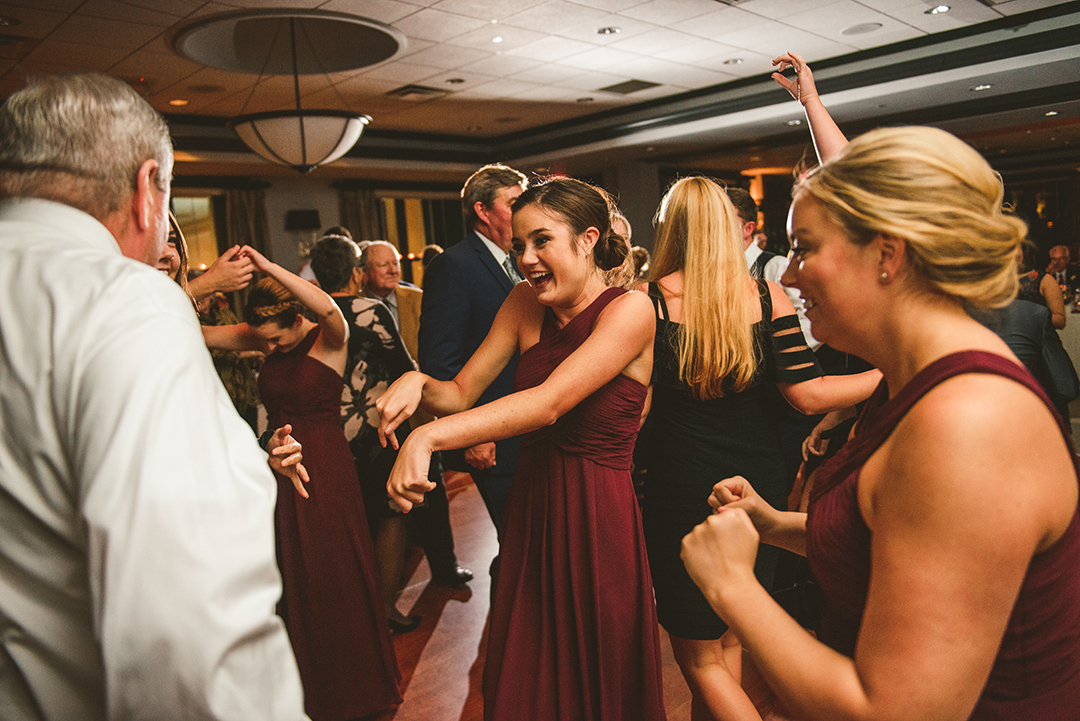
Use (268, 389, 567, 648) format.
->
(880, 271, 889, 280)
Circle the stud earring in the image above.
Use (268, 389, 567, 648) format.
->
(880, 271, 889, 280)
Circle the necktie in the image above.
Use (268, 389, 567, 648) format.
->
(502, 254, 523, 283)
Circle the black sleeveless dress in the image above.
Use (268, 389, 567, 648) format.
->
(644, 280, 821, 640)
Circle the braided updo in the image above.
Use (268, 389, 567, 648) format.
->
(513, 176, 629, 272)
(244, 277, 305, 328)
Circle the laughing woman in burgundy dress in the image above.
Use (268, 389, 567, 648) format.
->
(377, 177, 666, 721)
(202, 247, 401, 721)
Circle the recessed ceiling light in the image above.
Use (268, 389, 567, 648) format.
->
(787, 119, 802, 126)
(492, 36, 503, 43)
(925, 5, 950, 14)
(169, 99, 189, 106)
(723, 58, 744, 65)
(491, 19, 498, 24)
(445, 78, 466, 85)
(1046, 110, 1059, 116)
(971, 84, 992, 91)
(841, 22, 882, 35)
(0, 15, 21, 26)
(597, 27, 621, 35)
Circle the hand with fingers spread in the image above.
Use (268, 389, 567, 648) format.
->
(266, 424, 311, 498)
(375, 370, 428, 450)
(771, 51, 819, 106)
(385, 429, 437, 512)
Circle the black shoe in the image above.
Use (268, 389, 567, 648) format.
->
(388, 614, 422, 635)
(431, 564, 474, 588)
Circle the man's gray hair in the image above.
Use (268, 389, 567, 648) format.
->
(0, 73, 173, 220)
(359, 239, 399, 270)
(461, 164, 527, 230)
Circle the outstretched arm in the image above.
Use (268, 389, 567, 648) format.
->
(385, 290, 655, 510)
(773, 51, 848, 164)
(187, 245, 255, 303)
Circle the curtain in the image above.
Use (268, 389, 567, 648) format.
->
(224, 188, 270, 313)
(338, 187, 385, 241)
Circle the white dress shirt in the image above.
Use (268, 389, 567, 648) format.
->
(745, 243, 819, 350)
(0, 199, 306, 720)
(476, 230, 521, 281)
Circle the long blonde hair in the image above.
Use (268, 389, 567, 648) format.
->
(650, 177, 757, 399)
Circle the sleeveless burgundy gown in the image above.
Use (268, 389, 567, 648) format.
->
(483, 287, 667, 721)
(808, 351, 1080, 719)
(260, 327, 402, 720)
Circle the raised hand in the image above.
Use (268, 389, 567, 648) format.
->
(771, 51, 819, 105)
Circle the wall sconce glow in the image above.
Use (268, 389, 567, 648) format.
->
(925, 5, 950, 14)
(169, 99, 189, 106)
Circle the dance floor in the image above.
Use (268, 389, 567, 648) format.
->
(368, 471, 693, 721)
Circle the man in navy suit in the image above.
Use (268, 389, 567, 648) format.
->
(418, 164, 527, 538)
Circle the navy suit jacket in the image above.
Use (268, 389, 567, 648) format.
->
(419, 231, 520, 473)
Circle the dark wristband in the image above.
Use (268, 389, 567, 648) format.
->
(259, 429, 275, 451)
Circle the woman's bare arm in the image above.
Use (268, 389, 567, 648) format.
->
(1040, 273, 1067, 329)
(684, 373, 1075, 721)
(773, 52, 848, 164)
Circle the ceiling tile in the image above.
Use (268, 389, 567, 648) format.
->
(556, 46, 641, 71)
(566, 0, 646, 12)
(318, 0, 422, 24)
(50, 15, 165, 50)
(458, 76, 540, 97)
(870, 0, 1000, 31)
(510, 63, 585, 84)
(77, 0, 183, 27)
(109, 50, 206, 90)
(696, 49, 776, 77)
(447, 23, 548, 52)
(209, 0, 324, 8)
(714, 21, 858, 60)
(499, 1, 611, 35)
(783, 1, 906, 39)
(457, 53, 542, 75)
(511, 84, 579, 101)
(0, 7, 67, 39)
(738, 0, 831, 19)
(506, 35, 595, 61)
(402, 42, 491, 68)
(842, 26, 924, 49)
(608, 27, 700, 55)
(425, 69, 498, 88)
(24, 39, 128, 71)
(669, 6, 770, 39)
(357, 60, 445, 84)
(555, 14, 658, 45)
(655, 39, 745, 65)
(555, 69, 628, 91)
(2, 0, 83, 12)
(620, 0, 720, 26)
(430, 0, 546, 22)
(392, 8, 487, 42)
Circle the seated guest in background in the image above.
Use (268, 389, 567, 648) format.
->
(681, 52, 1080, 721)
(0, 72, 306, 719)
(1018, 243, 1067, 329)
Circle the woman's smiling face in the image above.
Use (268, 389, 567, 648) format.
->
(782, 192, 878, 349)
(512, 203, 596, 308)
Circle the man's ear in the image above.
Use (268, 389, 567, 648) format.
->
(133, 158, 161, 232)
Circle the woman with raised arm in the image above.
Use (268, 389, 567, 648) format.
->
(376, 177, 666, 721)
(642, 176, 880, 721)
(681, 66, 1080, 718)
(203, 247, 401, 721)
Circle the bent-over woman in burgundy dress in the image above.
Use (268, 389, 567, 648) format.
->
(377, 177, 666, 720)
(203, 248, 401, 721)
